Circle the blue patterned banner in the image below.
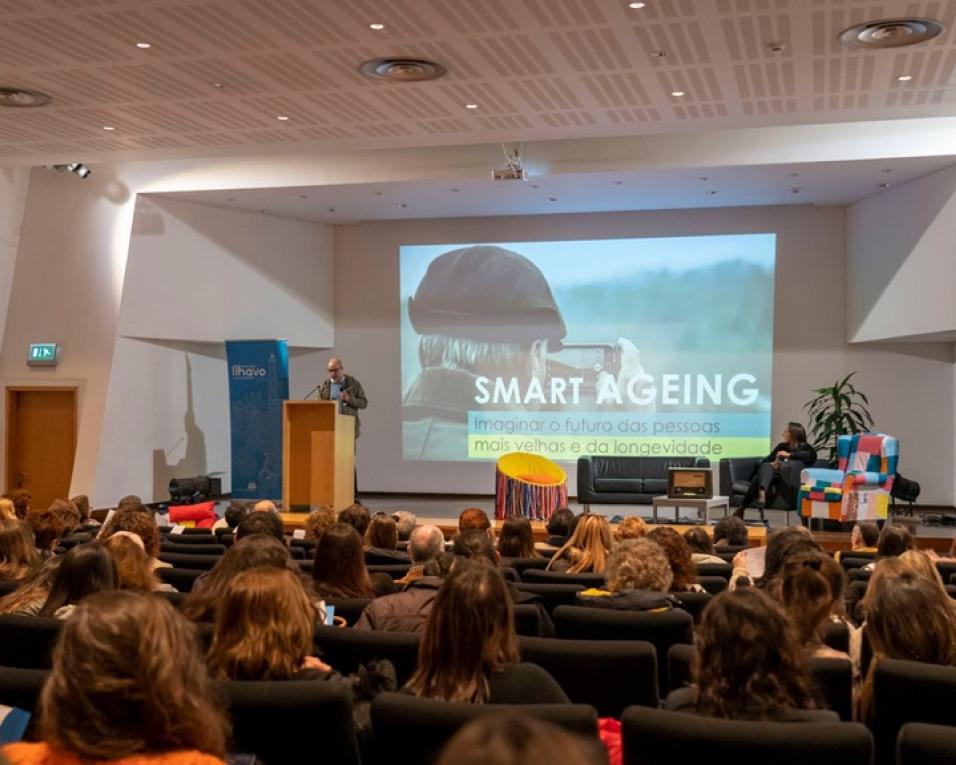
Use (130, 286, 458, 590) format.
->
(226, 340, 289, 499)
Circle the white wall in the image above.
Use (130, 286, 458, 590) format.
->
(847, 165, 956, 343)
(0, 167, 30, 356)
(316, 205, 955, 504)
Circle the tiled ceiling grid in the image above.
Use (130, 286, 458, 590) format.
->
(0, 0, 954, 161)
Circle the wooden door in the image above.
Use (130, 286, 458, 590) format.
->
(6, 388, 77, 510)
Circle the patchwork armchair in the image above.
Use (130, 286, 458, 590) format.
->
(799, 434, 898, 523)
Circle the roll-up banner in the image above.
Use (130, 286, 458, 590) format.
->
(225, 340, 289, 499)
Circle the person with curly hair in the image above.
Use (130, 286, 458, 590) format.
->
(103, 533, 173, 593)
(576, 538, 679, 612)
(99, 505, 165, 569)
(7, 489, 31, 520)
(303, 505, 336, 542)
(614, 516, 648, 542)
(49, 499, 82, 536)
(648, 526, 703, 592)
(26, 506, 66, 555)
(666, 588, 821, 721)
(2, 590, 228, 764)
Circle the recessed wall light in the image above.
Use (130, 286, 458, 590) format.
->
(897, 74, 913, 81)
(102, 125, 115, 131)
(135, 42, 151, 49)
(464, 103, 478, 109)
(628, 2, 646, 8)
(671, 90, 686, 97)
(276, 115, 290, 121)
(369, 23, 385, 30)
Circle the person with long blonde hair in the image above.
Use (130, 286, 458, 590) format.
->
(546, 514, 612, 574)
(0, 519, 38, 581)
(103, 533, 171, 593)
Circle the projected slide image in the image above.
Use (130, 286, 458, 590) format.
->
(400, 235, 776, 463)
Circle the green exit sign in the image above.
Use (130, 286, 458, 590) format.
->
(27, 343, 58, 366)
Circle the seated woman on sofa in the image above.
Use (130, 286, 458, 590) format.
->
(735, 421, 817, 516)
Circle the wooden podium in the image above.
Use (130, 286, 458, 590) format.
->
(282, 401, 354, 513)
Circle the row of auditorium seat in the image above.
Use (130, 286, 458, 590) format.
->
(0, 658, 952, 765)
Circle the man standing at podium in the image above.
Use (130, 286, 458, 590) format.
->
(319, 357, 368, 438)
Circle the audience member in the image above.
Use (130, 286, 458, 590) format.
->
(614, 515, 648, 542)
(2, 591, 228, 764)
(459, 507, 493, 539)
(577, 538, 678, 611)
(103, 533, 173, 593)
(181, 535, 296, 622)
(39, 542, 117, 620)
(9, 489, 32, 520)
(734, 526, 820, 592)
(404, 559, 568, 703)
(683, 527, 726, 565)
(0, 557, 59, 616)
(235, 510, 285, 544)
(49, 499, 82, 536)
(648, 527, 703, 592)
(393, 510, 418, 542)
(354, 555, 449, 633)
(496, 514, 540, 559)
(543, 507, 574, 547)
(312, 523, 378, 599)
(546, 514, 612, 574)
(0, 498, 16, 521)
(436, 716, 603, 765)
(397, 524, 445, 584)
(70, 494, 94, 527)
(26, 506, 66, 555)
(835, 522, 879, 562)
(303, 505, 336, 542)
(207, 567, 332, 680)
(780, 552, 851, 661)
(897, 549, 950, 598)
(366, 513, 409, 563)
(712, 515, 748, 548)
(213, 501, 248, 532)
(253, 499, 279, 514)
(116, 494, 143, 511)
(666, 588, 818, 720)
(0, 519, 38, 581)
(99, 505, 165, 569)
(877, 523, 914, 560)
(339, 502, 371, 537)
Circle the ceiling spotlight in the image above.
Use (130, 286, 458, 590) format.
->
(671, 90, 686, 97)
(369, 23, 385, 30)
(53, 163, 92, 179)
(397, 203, 407, 208)
(788, 172, 799, 178)
(276, 115, 290, 121)
(705, 189, 718, 196)
(212, 81, 227, 89)
(102, 125, 115, 131)
(897, 74, 913, 81)
(326, 207, 336, 213)
(876, 182, 890, 188)
(548, 197, 558, 202)
(465, 103, 479, 109)
(135, 42, 151, 49)
(650, 50, 667, 59)
(0, 87, 51, 107)
(628, 2, 646, 8)
(767, 42, 788, 53)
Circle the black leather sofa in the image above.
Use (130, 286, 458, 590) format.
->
(577, 456, 711, 510)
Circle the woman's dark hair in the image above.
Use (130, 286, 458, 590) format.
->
(223, 502, 249, 529)
(235, 511, 284, 543)
(867, 572, 956, 666)
(70, 494, 91, 522)
(647, 527, 696, 592)
(39, 542, 117, 617)
(496, 515, 539, 559)
(338, 502, 371, 537)
(546, 508, 574, 539)
(759, 527, 821, 592)
(683, 527, 715, 556)
(406, 559, 517, 703)
(712, 516, 748, 547)
(366, 512, 399, 550)
(781, 552, 845, 647)
(436, 716, 602, 765)
(787, 421, 808, 446)
(312, 523, 374, 599)
(0, 519, 39, 581)
(41, 590, 228, 759)
(181, 535, 294, 622)
(877, 524, 914, 559)
(454, 530, 498, 565)
(27, 507, 66, 551)
(100, 507, 161, 558)
(694, 588, 816, 720)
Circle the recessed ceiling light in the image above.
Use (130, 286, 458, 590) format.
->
(102, 125, 115, 131)
(628, 2, 646, 8)
(326, 207, 336, 213)
(671, 90, 685, 97)
(135, 42, 151, 49)
(369, 23, 385, 30)
(613, 181, 623, 186)
(212, 81, 226, 89)
(698, 176, 708, 181)
(790, 187, 802, 194)
(788, 172, 799, 178)
(397, 203, 407, 208)
(877, 183, 890, 188)
(548, 197, 558, 202)
(465, 103, 478, 109)
(897, 74, 913, 81)
(276, 115, 290, 121)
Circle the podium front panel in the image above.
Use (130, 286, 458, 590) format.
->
(283, 401, 354, 512)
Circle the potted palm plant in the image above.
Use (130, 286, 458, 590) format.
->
(804, 372, 874, 464)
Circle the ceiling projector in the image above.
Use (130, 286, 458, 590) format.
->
(492, 165, 527, 181)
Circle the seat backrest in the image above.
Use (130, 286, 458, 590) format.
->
(153, 590, 188, 608)
(934, 560, 956, 583)
(500, 556, 550, 575)
(667, 643, 695, 693)
(872, 658, 956, 765)
(160, 542, 226, 556)
(0, 579, 20, 596)
(367, 563, 412, 579)
(313, 624, 421, 686)
(512, 603, 542, 637)
(156, 566, 205, 593)
(896, 722, 956, 765)
(164, 532, 216, 544)
(157, 552, 221, 570)
(669, 590, 712, 623)
(324, 597, 372, 627)
(694, 576, 727, 595)
(371, 692, 598, 765)
(0, 614, 62, 668)
(554, 605, 693, 696)
(519, 635, 658, 717)
(838, 433, 898, 482)
(365, 549, 412, 565)
(694, 562, 732, 579)
(219, 679, 359, 765)
(512, 582, 584, 615)
(822, 620, 850, 653)
(521, 569, 606, 587)
(0, 666, 50, 714)
(810, 656, 854, 722)
(840, 557, 873, 572)
(621, 706, 871, 765)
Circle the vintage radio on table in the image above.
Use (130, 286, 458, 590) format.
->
(667, 467, 713, 499)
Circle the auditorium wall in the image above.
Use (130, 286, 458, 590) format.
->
(0, 167, 30, 358)
(319, 204, 956, 504)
